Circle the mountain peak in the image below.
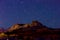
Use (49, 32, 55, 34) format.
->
(7, 21, 45, 32)
(31, 20, 43, 26)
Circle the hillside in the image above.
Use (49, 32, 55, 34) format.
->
(4, 21, 60, 40)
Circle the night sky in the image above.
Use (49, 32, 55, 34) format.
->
(0, 0, 60, 29)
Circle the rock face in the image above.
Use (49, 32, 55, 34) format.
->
(3, 21, 60, 40)
(7, 24, 21, 32)
(7, 24, 31, 32)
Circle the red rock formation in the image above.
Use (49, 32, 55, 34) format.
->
(4, 21, 60, 40)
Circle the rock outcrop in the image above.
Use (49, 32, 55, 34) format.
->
(4, 21, 60, 40)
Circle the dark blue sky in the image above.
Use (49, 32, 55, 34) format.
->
(0, 0, 60, 29)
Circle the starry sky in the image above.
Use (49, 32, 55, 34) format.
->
(0, 0, 60, 29)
